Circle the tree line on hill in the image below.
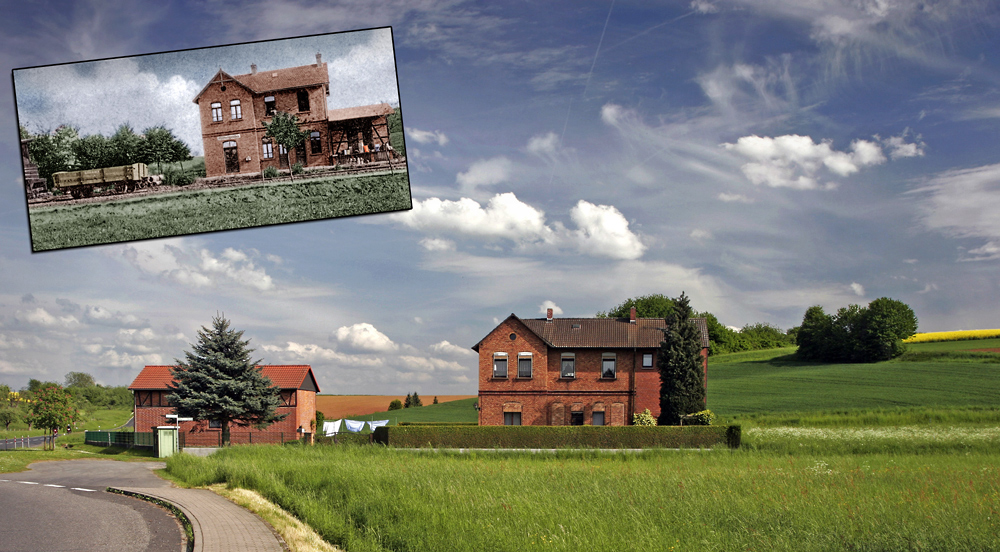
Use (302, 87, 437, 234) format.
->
(0, 371, 131, 434)
(601, 293, 918, 425)
(21, 123, 195, 189)
(598, 294, 797, 355)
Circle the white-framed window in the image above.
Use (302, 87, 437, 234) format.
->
(517, 352, 532, 378)
(493, 352, 508, 378)
(642, 353, 654, 368)
(264, 96, 276, 115)
(261, 139, 273, 159)
(504, 412, 521, 426)
(210, 102, 223, 122)
(230, 99, 242, 120)
(561, 353, 575, 378)
(601, 353, 616, 379)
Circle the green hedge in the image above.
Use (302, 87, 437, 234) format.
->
(373, 425, 740, 449)
(397, 422, 478, 426)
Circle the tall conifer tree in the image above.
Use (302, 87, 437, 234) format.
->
(657, 292, 706, 425)
(168, 314, 285, 446)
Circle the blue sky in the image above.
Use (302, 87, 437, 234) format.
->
(2, 0, 999, 394)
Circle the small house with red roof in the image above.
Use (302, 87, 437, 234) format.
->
(473, 308, 709, 426)
(128, 365, 319, 445)
(193, 53, 397, 177)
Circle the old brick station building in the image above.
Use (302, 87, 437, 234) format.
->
(128, 365, 319, 445)
(193, 53, 396, 178)
(474, 308, 709, 426)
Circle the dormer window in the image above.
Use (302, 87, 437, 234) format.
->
(264, 96, 275, 116)
(297, 90, 310, 112)
(230, 99, 242, 120)
(211, 102, 223, 122)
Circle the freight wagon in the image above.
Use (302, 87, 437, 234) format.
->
(51, 163, 155, 199)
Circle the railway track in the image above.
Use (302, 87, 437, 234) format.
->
(27, 161, 406, 208)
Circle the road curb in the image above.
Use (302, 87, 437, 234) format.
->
(109, 487, 198, 552)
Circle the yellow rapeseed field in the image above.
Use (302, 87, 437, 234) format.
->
(903, 329, 1000, 343)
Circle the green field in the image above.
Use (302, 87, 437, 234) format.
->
(709, 347, 1000, 416)
(340, 397, 479, 426)
(0, 408, 132, 439)
(29, 171, 411, 250)
(166, 444, 1000, 552)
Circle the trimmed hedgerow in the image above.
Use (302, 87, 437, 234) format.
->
(398, 421, 478, 426)
(373, 425, 739, 449)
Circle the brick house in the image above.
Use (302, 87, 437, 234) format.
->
(193, 53, 397, 178)
(128, 364, 319, 445)
(473, 308, 709, 426)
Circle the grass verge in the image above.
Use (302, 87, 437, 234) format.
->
(211, 484, 342, 552)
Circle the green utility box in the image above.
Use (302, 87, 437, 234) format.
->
(156, 426, 179, 458)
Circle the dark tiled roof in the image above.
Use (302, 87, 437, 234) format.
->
(128, 365, 319, 392)
(327, 103, 394, 122)
(474, 315, 710, 351)
(232, 62, 329, 94)
(193, 63, 329, 104)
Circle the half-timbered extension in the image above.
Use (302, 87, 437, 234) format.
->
(474, 308, 708, 426)
(128, 364, 319, 444)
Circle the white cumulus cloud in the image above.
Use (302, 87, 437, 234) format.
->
(111, 241, 275, 292)
(333, 323, 399, 353)
(456, 156, 513, 192)
(429, 340, 476, 357)
(392, 193, 645, 260)
(850, 282, 865, 296)
(722, 134, 890, 189)
(407, 127, 449, 146)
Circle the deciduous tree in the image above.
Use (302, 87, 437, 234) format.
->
(597, 294, 675, 319)
(262, 111, 306, 180)
(26, 385, 77, 450)
(65, 371, 96, 388)
(167, 314, 285, 446)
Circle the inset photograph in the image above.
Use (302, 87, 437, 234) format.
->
(15, 27, 410, 252)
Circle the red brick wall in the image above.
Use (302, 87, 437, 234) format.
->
(295, 389, 316, 432)
(476, 319, 709, 426)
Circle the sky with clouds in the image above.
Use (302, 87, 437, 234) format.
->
(2, 0, 1000, 394)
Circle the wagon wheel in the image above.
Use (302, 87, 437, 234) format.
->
(82, 185, 94, 198)
(115, 182, 127, 194)
(70, 188, 83, 200)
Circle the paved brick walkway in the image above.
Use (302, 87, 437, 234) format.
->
(112, 486, 286, 552)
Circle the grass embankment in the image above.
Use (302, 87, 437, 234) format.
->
(708, 346, 1000, 415)
(29, 172, 412, 250)
(0, 408, 132, 439)
(316, 395, 476, 420)
(167, 445, 1000, 552)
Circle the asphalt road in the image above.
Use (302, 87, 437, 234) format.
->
(0, 460, 183, 552)
(0, 436, 48, 451)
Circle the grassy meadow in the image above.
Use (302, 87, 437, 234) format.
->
(166, 445, 1000, 552)
(0, 407, 132, 439)
(316, 395, 476, 420)
(28, 171, 412, 250)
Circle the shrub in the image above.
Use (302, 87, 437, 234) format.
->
(682, 409, 716, 426)
(263, 165, 279, 179)
(163, 168, 194, 187)
(632, 408, 657, 426)
(388, 399, 403, 411)
(315, 410, 325, 432)
(291, 162, 304, 175)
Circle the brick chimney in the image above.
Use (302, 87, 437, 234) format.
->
(251, 64, 257, 75)
(315, 53, 322, 66)
(630, 307, 636, 323)
(546, 308, 553, 321)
